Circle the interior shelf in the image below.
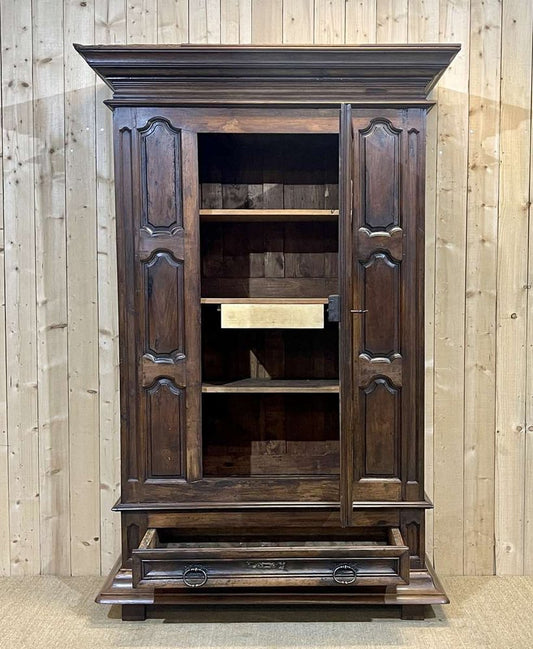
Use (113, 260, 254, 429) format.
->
(202, 379, 339, 394)
(201, 297, 329, 305)
(199, 209, 339, 222)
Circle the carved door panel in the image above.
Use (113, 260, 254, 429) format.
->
(115, 110, 201, 502)
(340, 108, 425, 526)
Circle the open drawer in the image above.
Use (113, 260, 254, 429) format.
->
(132, 528, 410, 589)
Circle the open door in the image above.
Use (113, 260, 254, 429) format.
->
(339, 107, 425, 526)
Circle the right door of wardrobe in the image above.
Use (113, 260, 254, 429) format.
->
(339, 105, 427, 526)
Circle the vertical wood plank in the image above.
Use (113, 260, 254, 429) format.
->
(314, 0, 345, 44)
(158, 0, 188, 43)
(189, 0, 221, 43)
(1, 0, 40, 575)
(0, 3, 9, 576)
(407, 0, 439, 566)
(525, 53, 533, 575)
(221, 0, 251, 43)
(408, 0, 438, 43)
(376, 0, 408, 42)
(0, 226, 7, 574)
(0, 229, 7, 574)
(251, 0, 282, 44)
(126, 0, 157, 42)
(96, 0, 126, 576)
(345, 0, 377, 44)
(283, 0, 313, 44)
(433, 0, 469, 575)
(495, 0, 532, 576)
(463, 0, 501, 576)
(65, 0, 101, 576)
(33, 0, 70, 576)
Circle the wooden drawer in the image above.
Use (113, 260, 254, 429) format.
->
(132, 528, 409, 589)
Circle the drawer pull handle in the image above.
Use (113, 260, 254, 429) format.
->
(182, 566, 208, 588)
(333, 564, 358, 585)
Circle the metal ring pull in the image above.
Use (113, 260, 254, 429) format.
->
(182, 566, 208, 588)
(333, 564, 358, 585)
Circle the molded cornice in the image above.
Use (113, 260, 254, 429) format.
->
(75, 44, 460, 106)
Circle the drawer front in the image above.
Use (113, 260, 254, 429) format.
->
(132, 529, 410, 589)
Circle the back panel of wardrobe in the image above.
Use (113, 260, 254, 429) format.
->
(200, 134, 339, 298)
(199, 132, 341, 481)
(199, 134, 339, 209)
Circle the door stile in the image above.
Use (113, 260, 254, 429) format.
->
(339, 103, 355, 526)
(181, 130, 203, 483)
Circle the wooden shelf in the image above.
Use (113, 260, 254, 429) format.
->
(202, 379, 339, 394)
(199, 209, 339, 222)
(201, 297, 328, 305)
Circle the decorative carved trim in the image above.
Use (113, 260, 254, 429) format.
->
(143, 251, 185, 363)
(139, 118, 183, 236)
(362, 375, 399, 396)
(358, 226, 403, 261)
(358, 353, 403, 387)
(359, 119, 401, 232)
(145, 378, 185, 480)
(361, 252, 401, 359)
(361, 377, 401, 479)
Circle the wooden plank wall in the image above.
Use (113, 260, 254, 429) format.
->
(0, 0, 531, 576)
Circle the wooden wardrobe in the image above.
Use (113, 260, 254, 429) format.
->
(76, 44, 459, 620)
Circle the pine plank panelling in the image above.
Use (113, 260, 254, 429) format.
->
(407, 0, 440, 566)
(95, 0, 125, 577)
(251, 0, 282, 43)
(408, 0, 438, 44)
(1, 0, 40, 576)
(526, 78, 533, 575)
(189, 0, 221, 44)
(283, 0, 313, 44)
(0, 0, 532, 577)
(314, 0, 344, 43)
(433, 0, 470, 576)
(126, 0, 157, 42)
(495, 0, 532, 576)
(158, 0, 188, 43)
(64, 0, 100, 575)
(345, 0, 376, 44)
(0, 223, 8, 575)
(0, 17, 8, 576)
(463, 0, 501, 576)
(33, 0, 70, 576)
(376, 0, 408, 42)
(221, 0, 251, 43)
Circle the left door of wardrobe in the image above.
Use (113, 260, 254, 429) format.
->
(115, 109, 202, 504)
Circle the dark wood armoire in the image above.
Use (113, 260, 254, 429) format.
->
(76, 44, 459, 621)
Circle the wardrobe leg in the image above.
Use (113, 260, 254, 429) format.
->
(122, 604, 147, 621)
(401, 605, 426, 620)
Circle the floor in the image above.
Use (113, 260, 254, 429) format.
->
(0, 576, 532, 648)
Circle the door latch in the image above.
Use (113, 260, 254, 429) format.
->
(327, 294, 340, 322)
